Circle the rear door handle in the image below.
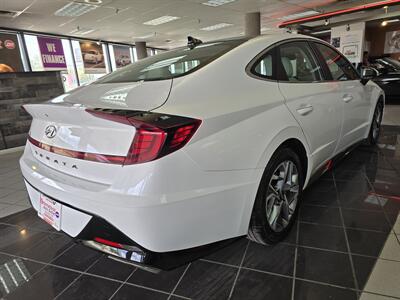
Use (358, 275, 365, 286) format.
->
(343, 94, 353, 103)
(296, 105, 313, 116)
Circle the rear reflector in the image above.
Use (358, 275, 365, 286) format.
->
(94, 237, 123, 249)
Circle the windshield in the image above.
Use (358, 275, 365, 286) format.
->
(96, 39, 247, 83)
(373, 57, 400, 72)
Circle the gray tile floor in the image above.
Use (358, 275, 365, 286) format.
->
(0, 151, 31, 218)
(0, 106, 399, 300)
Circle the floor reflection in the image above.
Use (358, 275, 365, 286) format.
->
(0, 258, 32, 297)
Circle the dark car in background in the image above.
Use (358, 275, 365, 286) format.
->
(368, 56, 400, 102)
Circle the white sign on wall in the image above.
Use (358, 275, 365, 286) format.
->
(331, 22, 366, 64)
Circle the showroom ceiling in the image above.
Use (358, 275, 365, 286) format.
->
(0, 0, 397, 48)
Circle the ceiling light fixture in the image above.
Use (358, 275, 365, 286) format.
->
(200, 23, 233, 31)
(382, 18, 399, 26)
(70, 26, 96, 35)
(84, 0, 102, 4)
(202, 0, 236, 7)
(143, 16, 180, 26)
(280, 10, 319, 21)
(312, 29, 332, 35)
(55, 2, 97, 17)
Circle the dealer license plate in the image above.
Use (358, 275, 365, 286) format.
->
(38, 194, 62, 231)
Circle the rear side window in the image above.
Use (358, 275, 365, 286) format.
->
(313, 43, 359, 81)
(253, 52, 273, 78)
(278, 42, 322, 82)
(96, 39, 247, 83)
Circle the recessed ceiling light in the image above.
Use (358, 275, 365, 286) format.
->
(202, 0, 236, 7)
(84, 0, 102, 4)
(200, 23, 233, 31)
(143, 16, 180, 26)
(133, 33, 155, 40)
(55, 2, 97, 17)
(279, 10, 319, 21)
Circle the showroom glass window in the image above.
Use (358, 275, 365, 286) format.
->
(313, 42, 359, 81)
(24, 34, 78, 91)
(71, 40, 110, 86)
(278, 42, 322, 82)
(108, 44, 134, 71)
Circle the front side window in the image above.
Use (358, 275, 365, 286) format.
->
(314, 43, 359, 81)
(97, 39, 247, 83)
(278, 42, 322, 82)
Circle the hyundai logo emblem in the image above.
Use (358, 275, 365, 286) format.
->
(45, 125, 57, 139)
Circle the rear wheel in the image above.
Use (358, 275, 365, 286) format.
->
(248, 147, 304, 245)
(367, 101, 383, 145)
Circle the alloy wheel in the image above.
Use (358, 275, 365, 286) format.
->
(372, 104, 382, 141)
(265, 160, 299, 233)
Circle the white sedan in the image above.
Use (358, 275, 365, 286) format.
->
(82, 50, 103, 64)
(20, 33, 384, 271)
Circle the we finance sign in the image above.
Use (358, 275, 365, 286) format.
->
(38, 37, 67, 69)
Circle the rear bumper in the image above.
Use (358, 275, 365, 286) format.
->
(24, 179, 237, 270)
(20, 142, 259, 253)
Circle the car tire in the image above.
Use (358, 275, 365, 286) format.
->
(248, 147, 304, 245)
(366, 100, 383, 145)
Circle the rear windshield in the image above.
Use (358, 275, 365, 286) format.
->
(96, 39, 246, 83)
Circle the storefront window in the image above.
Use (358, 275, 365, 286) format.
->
(61, 39, 79, 91)
(71, 40, 109, 86)
(108, 44, 134, 71)
(24, 34, 43, 71)
(132, 47, 138, 61)
(24, 34, 78, 92)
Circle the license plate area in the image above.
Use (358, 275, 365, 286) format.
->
(38, 194, 62, 231)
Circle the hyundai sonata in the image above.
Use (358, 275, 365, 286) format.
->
(20, 33, 384, 271)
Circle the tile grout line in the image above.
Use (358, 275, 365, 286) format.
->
(0, 249, 188, 299)
(227, 239, 250, 299)
(0, 247, 399, 300)
(53, 256, 101, 300)
(108, 267, 138, 300)
(290, 207, 301, 300)
(302, 199, 388, 213)
(297, 220, 388, 234)
(28, 242, 76, 279)
(332, 171, 360, 297)
(167, 263, 192, 300)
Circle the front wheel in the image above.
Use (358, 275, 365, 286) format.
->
(367, 101, 383, 145)
(248, 147, 304, 245)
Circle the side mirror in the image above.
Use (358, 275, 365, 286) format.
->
(362, 67, 378, 78)
(360, 67, 378, 85)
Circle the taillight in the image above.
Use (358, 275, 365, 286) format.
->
(86, 109, 201, 165)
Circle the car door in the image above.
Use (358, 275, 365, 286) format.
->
(277, 41, 344, 170)
(312, 42, 371, 152)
